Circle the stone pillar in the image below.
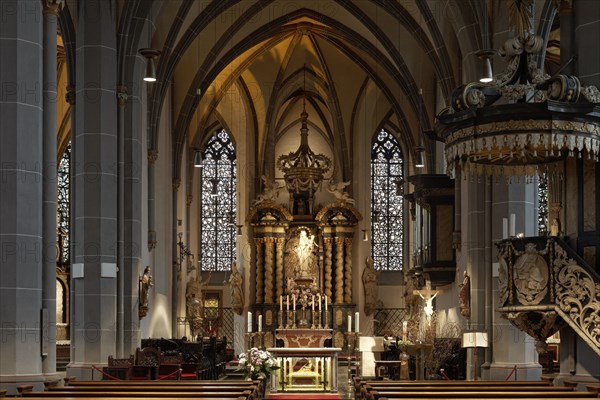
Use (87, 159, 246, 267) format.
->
(69, 0, 118, 378)
(343, 238, 353, 303)
(171, 179, 180, 335)
(255, 238, 264, 303)
(0, 0, 44, 392)
(574, 0, 600, 87)
(42, 0, 59, 377)
(323, 238, 333, 298)
(116, 85, 127, 358)
(334, 238, 344, 304)
(275, 238, 284, 298)
(264, 238, 274, 304)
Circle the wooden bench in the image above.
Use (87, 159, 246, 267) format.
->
(22, 398, 246, 400)
(66, 379, 258, 386)
(23, 390, 253, 398)
(50, 385, 256, 393)
(369, 390, 599, 400)
(0, 389, 6, 397)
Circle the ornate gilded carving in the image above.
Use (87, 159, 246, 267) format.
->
(513, 243, 549, 305)
(505, 310, 563, 343)
(323, 238, 333, 298)
(344, 238, 353, 303)
(327, 180, 355, 205)
(275, 238, 285, 299)
(255, 238, 264, 304)
(334, 238, 344, 304)
(335, 309, 343, 326)
(264, 237, 274, 303)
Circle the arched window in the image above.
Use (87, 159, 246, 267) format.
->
(371, 129, 404, 270)
(200, 129, 237, 271)
(538, 172, 548, 235)
(57, 142, 71, 267)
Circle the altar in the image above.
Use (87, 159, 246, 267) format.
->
(268, 347, 342, 393)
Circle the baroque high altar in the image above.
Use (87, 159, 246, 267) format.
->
(247, 106, 360, 392)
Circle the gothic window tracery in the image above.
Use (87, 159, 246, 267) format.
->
(371, 129, 404, 271)
(200, 129, 237, 271)
(538, 172, 548, 235)
(57, 142, 71, 266)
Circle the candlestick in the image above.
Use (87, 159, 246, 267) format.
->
(347, 315, 351, 333)
(258, 314, 262, 332)
(247, 311, 252, 333)
(355, 311, 360, 333)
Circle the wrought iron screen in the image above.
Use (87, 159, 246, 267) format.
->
(371, 129, 404, 270)
(200, 129, 237, 271)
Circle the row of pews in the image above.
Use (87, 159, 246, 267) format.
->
(18, 378, 261, 400)
(353, 378, 600, 400)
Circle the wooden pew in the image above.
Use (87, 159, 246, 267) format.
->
(23, 390, 253, 398)
(369, 390, 599, 400)
(50, 385, 255, 393)
(0, 389, 6, 397)
(66, 379, 258, 387)
(22, 398, 246, 400)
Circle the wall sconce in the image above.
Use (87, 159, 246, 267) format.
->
(372, 209, 380, 223)
(209, 178, 219, 196)
(415, 145, 425, 168)
(476, 50, 496, 83)
(362, 229, 369, 241)
(139, 48, 161, 82)
(193, 150, 202, 168)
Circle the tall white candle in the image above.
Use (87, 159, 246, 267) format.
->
(402, 321, 408, 341)
(502, 218, 508, 239)
(347, 315, 352, 332)
(355, 311, 360, 333)
(317, 294, 321, 311)
(247, 311, 252, 333)
(258, 315, 262, 332)
(509, 213, 516, 237)
(286, 295, 290, 311)
(293, 294, 296, 309)
(311, 295, 315, 311)
(280, 295, 283, 311)
(325, 295, 328, 311)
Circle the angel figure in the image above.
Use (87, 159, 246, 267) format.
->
(252, 175, 284, 206)
(327, 179, 355, 205)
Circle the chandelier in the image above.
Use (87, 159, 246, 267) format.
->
(436, 34, 600, 177)
(277, 100, 332, 194)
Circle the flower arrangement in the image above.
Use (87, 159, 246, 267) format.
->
(289, 284, 320, 309)
(237, 348, 280, 380)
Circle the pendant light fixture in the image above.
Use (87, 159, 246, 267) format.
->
(139, 48, 161, 82)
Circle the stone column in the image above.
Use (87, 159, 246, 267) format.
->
(275, 238, 284, 298)
(264, 237, 274, 304)
(116, 85, 127, 358)
(69, 0, 119, 378)
(171, 179, 180, 335)
(42, 0, 59, 377)
(0, 0, 44, 392)
(334, 238, 344, 304)
(343, 238, 353, 303)
(574, 1, 600, 87)
(323, 238, 333, 298)
(255, 238, 264, 303)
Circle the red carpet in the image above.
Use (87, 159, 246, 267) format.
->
(267, 394, 341, 400)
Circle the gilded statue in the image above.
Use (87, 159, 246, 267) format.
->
(229, 262, 244, 315)
(327, 180, 355, 205)
(362, 256, 379, 316)
(186, 270, 211, 337)
(139, 266, 153, 319)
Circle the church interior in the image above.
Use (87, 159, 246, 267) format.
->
(1, 0, 600, 397)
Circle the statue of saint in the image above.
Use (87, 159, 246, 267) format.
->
(139, 266, 154, 318)
(458, 271, 471, 319)
(295, 230, 317, 277)
(362, 256, 379, 316)
(186, 270, 211, 337)
(229, 262, 244, 315)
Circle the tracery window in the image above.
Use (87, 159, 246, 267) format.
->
(371, 129, 404, 271)
(57, 142, 71, 266)
(200, 129, 237, 271)
(538, 171, 548, 235)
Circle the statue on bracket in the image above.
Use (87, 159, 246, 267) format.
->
(252, 175, 284, 206)
(229, 261, 244, 315)
(186, 268, 212, 338)
(362, 256, 379, 316)
(139, 266, 154, 319)
(327, 179, 355, 205)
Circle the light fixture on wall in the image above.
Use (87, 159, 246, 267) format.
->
(139, 48, 161, 82)
(193, 150, 202, 167)
(362, 229, 369, 242)
(372, 209, 380, 223)
(210, 178, 219, 196)
(415, 146, 425, 168)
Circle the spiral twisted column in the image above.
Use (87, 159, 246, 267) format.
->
(255, 238, 265, 303)
(334, 237, 345, 304)
(275, 238, 285, 299)
(264, 237, 275, 303)
(344, 238, 353, 303)
(324, 238, 333, 298)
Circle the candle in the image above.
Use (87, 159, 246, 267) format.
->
(402, 321, 408, 341)
(317, 294, 321, 311)
(293, 294, 296, 309)
(509, 213, 516, 237)
(280, 295, 283, 311)
(258, 315, 262, 332)
(355, 311, 360, 333)
(502, 218, 508, 239)
(311, 295, 315, 311)
(247, 311, 252, 333)
(325, 295, 328, 311)
(286, 295, 290, 311)
(347, 315, 352, 332)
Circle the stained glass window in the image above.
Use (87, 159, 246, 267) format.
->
(57, 142, 71, 266)
(371, 129, 404, 270)
(200, 129, 236, 271)
(538, 172, 548, 235)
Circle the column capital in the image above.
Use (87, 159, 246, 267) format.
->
(147, 149, 159, 164)
(65, 84, 75, 105)
(116, 85, 129, 107)
(42, 0, 62, 16)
